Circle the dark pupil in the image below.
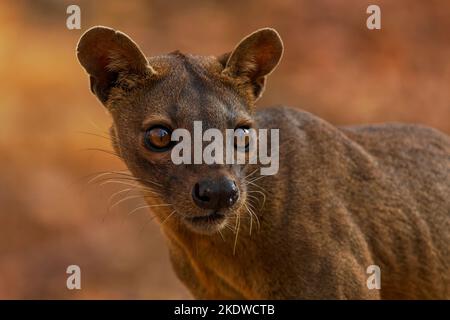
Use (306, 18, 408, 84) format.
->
(235, 128, 250, 149)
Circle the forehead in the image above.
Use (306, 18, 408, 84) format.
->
(140, 53, 249, 129)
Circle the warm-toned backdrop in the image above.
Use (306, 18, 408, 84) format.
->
(0, 0, 449, 299)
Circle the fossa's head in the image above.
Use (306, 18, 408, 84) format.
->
(77, 26, 283, 234)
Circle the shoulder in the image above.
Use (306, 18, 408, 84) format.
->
(254, 105, 323, 129)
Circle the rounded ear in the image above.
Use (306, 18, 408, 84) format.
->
(222, 28, 283, 100)
(77, 26, 153, 104)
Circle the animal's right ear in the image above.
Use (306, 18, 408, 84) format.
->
(77, 26, 154, 105)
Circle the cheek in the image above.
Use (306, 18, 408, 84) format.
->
(140, 164, 191, 199)
(167, 168, 196, 195)
(109, 127, 122, 157)
(163, 169, 200, 212)
(121, 155, 167, 192)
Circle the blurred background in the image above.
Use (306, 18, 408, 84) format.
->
(0, 0, 449, 299)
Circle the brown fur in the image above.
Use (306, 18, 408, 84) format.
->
(77, 26, 450, 299)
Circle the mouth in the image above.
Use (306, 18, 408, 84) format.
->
(183, 210, 227, 232)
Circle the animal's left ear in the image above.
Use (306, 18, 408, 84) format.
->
(222, 28, 283, 100)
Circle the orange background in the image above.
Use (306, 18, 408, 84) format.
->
(0, 0, 449, 298)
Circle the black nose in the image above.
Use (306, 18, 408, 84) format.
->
(192, 178, 239, 210)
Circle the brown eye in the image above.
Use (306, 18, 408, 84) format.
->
(234, 126, 251, 152)
(144, 126, 173, 151)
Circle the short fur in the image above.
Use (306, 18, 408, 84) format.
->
(77, 26, 450, 299)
